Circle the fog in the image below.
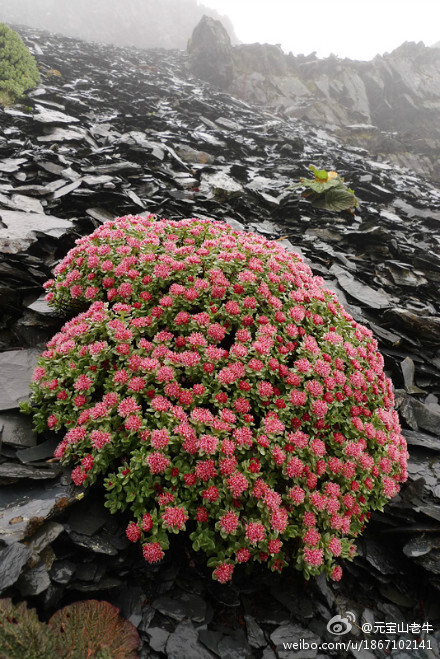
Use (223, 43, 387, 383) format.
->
(0, 0, 239, 50)
(200, 0, 439, 60)
(0, 0, 438, 59)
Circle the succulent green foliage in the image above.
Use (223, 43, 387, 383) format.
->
(0, 23, 40, 105)
(0, 599, 139, 659)
(49, 600, 140, 658)
(0, 599, 57, 659)
(292, 165, 358, 212)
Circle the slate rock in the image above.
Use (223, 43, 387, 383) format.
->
(0, 542, 32, 593)
(152, 589, 206, 622)
(34, 105, 79, 124)
(329, 264, 392, 309)
(397, 391, 440, 434)
(0, 463, 60, 482)
(0, 412, 36, 448)
(67, 530, 118, 555)
(0, 210, 71, 254)
(166, 620, 214, 659)
(403, 536, 440, 558)
(245, 614, 266, 648)
(0, 349, 41, 411)
(0, 478, 77, 545)
(147, 627, 170, 653)
(270, 623, 320, 659)
(16, 561, 51, 596)
(50, 559, 76, 585)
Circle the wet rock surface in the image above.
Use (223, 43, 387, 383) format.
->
(0, 25, 440, 658)
(188, 18, 440, 183)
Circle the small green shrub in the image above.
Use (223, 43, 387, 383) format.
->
(0, 599, 139, 659)
(0, 24, 40, 105)
(292, 165, 358, 212)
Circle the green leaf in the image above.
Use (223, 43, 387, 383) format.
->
(312, 186, 357, 212)
(308, 165, 328, 180)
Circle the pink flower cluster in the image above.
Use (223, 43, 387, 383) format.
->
(28, 216, 408, 583)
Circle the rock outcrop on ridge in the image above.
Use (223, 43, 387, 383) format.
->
(188, 16, 440, 182)
(0, 24, 440, 658)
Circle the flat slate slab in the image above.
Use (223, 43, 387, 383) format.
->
(0, 349, 41, 411)
(0, 210, 71, 253)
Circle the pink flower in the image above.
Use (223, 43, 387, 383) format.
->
(142, 514, 153, 532)
(47, 414, 58, 429)
(118, 397, 141, 417)
(303, 547, 324, 567)
(90, 430, 111, 449)
(246, 522, 266, 545)
(286, 457, 304, 478)
(143, 542, 165, 564)
(268, 539, 282, 554)
(328, 537, 342, 556)
(71, 466, 87, 486)
(288, 486, 305, 504)
(213, 562, 234, 584)
(146, 452, 170, 474)
(196, 459, 217, 481)
(124, 415, 142, 431)
(74, 374, 93, 391)
(150, 429, 170, 449)
(199, 434, 219, 454)
(331, 565, 343, 581)
(219, 512, 239, 534)
(227, 472, 248, 497)
(202, 486, 219, 502)
(236, 548, 251, 563)
(126, 522, 141, 542)
(161, 506, 188, 530)
(303, 528, 321, 546)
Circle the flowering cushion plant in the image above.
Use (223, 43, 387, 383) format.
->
(23, 216, 408, 583)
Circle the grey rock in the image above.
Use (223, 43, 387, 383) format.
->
(67, 499, 110, 536)
(34, 105, 79, 124)
(0, 349, 40, 411)
(0, 478, 77, 545)
(245, 614, 266, 648)
(152, 590, 206, 622)
(10, 194, 45, 213)
(16, 561, 51, 596)
(17, 437, 60, 463)
(0, 542, 32, 592)
(329, 264, 392, 309)
(217, 630, 250, 659)
(271, 623, 320, 659)
(0, 210, 71, 254)
(50, 559, 76, 584)
(147, 627, 170, 653)
(0, 412, 36, 448)
(403, 535, 440, 558)
(166, 621, 214, 659)
(0, 463, 60, 481)
(188, 16, 234, 90)
(403, 430, 440, 452)
(200, 171, 243, 200)
(68, 531, 118, 555)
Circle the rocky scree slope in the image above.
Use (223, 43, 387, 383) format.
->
(188, 16, 440, 183)
(0, 24, 440, 659)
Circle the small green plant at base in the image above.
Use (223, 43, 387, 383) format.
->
(292, 165, 358, 212)
(0, 23, 40, 105)
(0, 599, 139, 659)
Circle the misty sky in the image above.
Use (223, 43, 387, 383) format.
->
(199, 0, 440, 60)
